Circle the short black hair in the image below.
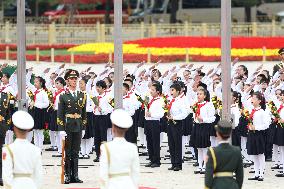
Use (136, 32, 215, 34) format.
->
(2, 72, 11, 79)
(170, 83, 182, 92)
(198, 82, 207, 90)
(123, 83, 130, 91)
(151, 82, 162, 95)
(55, 77, 66, 86)
(96, 80, 107, 89)
(124, 79, 133, 85)
(35, 76, 46, 90)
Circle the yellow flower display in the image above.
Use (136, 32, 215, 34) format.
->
(68, 43, 278, 57)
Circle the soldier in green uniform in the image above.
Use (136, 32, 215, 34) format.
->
(204, 120, 244, 189)
(57, 69, 87, 184)
(273, 48, 284, 75)
(0, 91, 11, 186)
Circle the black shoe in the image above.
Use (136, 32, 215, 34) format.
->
(194, 169, 201, 174)
(151, 163, 160, 168)
(271, 165, 281, 169)
(276, 173, 284, 177)
(249, 170, 255, 173)
(52, 153, 62, 157)
(71, 177, 83, 183)
(93, 157, 99, 162)
(168, 166, 175, 170)
(258, 177, 264, 181)
(174, 167, 182, 171)
(0, 178, 3, 186)
(193, 162, 199, 167)
(83, 155, 90, 159)
(145, 162, 152, 167)
(139, 152, 148, 156)
(265, 157, 272, 162)
(64, 175, 71, 184)
(200, 169, 205, 174)
(46, 147, 57, 151)
(248, 176, 259, 180)
(64, 159, 71, 184)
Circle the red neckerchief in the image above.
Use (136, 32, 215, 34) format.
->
(127, 90, 134, 97)
(53, 88, 64, 104)
(123, 94, 130, 99)
(98, 92, 107, 104)
(168, 98, 176, 111)
(165, 94, 169, 100)
(179, 93, 185, 99)
(195, 101, 207, 119)
(65, 87, 70, 93)
(147, 96, 160, 109)
(34, 89, 41, 101)
(0, 84, 9, 92)
(278, 104, 284, 114)
(94, 92, 107, 111)
(249, 107, 261, 120)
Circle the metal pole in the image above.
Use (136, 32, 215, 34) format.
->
(221, 0, 231, 120)
(144, 0, 148, 24)
(17, 0, 27, 111)
(114, 0, 123, 109)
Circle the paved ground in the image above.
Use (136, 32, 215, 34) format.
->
(37, 140, 284, 189)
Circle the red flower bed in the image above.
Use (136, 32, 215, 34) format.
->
(127, 37, 284, 49)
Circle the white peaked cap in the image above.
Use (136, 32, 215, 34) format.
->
(12, 111, 34, 130)
(110, 109, 133, 129)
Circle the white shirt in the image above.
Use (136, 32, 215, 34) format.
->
(252, 108, 271, 130)
(2, 139, 43, 189)
(169, 96, 189, 120)
(100, 137, 139, 189)
(93, 92, 114, 115)
(85, 92, 94, 113)
(0, 84, 17, 97)
(193, 101, 216, 123)
(231, 104, 240, 129)
(145, 96, 165, 121)
(33, 89, 49, 109)
(53, 88, 65, 110)
(123, 95, 136, 116)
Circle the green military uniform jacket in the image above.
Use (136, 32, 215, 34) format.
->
(0, 92, 11, 138)
(205, 143, 244, 189)
(57, 90, 87, 133)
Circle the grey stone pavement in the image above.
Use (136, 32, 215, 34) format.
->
(36, 141, 284, 189)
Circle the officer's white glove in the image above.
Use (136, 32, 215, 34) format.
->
(60, 131, 67, 140)
(81, 130, 85, 139)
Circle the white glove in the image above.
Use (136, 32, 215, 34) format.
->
(60, 131, 67, 140)
(81, 130, 85, 139)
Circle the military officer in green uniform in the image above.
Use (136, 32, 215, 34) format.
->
(57, 69, 87, 184)
(204, 120, 243, 189)
(0, 91, 11, 186)
(273, 48, 284, 75)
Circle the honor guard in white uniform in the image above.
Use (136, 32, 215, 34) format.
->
(2, 111, 43, 189)
(100, 109, 139, 189)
